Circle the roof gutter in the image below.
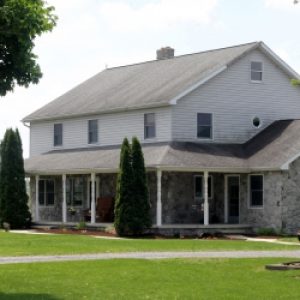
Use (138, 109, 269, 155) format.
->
(22, 121, 30, 128)
(25, 165, 284, 176)
(22, 102, 171, 123)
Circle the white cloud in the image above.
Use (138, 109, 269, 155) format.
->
(265, 0, 299, 10)
(274, 47, 290, 62)
(99, 0, 218, 32)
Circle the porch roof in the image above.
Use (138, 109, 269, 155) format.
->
(25, 142, 246, 175)
(24, 119, 300, 175)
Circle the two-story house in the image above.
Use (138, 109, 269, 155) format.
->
(23, 42, 300, 234)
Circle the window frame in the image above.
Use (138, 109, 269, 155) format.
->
(248, 174, 264, 209)
(194, 175, 213, 201)
(66, 176, 84, 207)
(250, 61, 263, 83)
(53, 123, 63, 147)
(144, 113, 156, 139)
(38, 179, 55, 206)
(88, 119, 98, 145)
(197, 113, 213, 140)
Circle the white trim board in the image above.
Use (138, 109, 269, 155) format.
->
(259, 43, 300, 80)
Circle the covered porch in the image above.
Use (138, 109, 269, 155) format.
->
(29, 168, 251, 231)
(25, 141, 274, 233)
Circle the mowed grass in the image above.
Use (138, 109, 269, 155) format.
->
(0, 258, 300, 299)
(0, 232, 299, 256)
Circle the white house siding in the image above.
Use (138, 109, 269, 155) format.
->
(30, 107, 172, 156)
(172, 49, 300, 143)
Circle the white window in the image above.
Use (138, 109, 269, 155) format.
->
(249, 175, 264, 207)
(38, 179, 55, 206)
(251, 61, 263, 82)
(88, 120, 98, 144)
(66, 177, 84, 206)
(197, 113, 212, 139)
(194, 175, 213, 200)
(54, 123, 63, 146)
(144, 113, 156, 139)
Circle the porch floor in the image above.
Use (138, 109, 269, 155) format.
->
(32, 222, 113, 230)
(151, 224, 253, 235)
(32, 222, 252, 235)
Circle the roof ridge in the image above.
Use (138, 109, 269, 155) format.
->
(106, 41, 260, 71)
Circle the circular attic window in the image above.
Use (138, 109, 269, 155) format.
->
(252, 117, 261, 128)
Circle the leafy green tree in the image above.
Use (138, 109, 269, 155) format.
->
(0, 0, 57, 96)
(131, 137, 151, 233)
(0, 128, 31, 228)
(114, 138, 134, 236)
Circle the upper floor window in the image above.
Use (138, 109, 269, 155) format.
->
(249, 175, 264, 207)
(54, 123, 63, 147)
(194, 175, 213, 200)
(39, 179, 55, 206)
(88, 120, 98, 144)
(251, 61, 263, 82)
(144, 113, 156, 139)
(197, 113, 212, 139)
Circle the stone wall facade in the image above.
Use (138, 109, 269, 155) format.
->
(161, 172, 225, 224)
(239, 172, 283, 231)
(282, 159, 300, 234)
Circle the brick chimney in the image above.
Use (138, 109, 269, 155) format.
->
(156, 47, 175, 60)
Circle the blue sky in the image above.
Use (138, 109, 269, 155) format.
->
(0, 0, 299, 157)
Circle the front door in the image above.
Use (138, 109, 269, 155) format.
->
(227, 176, 240, 224)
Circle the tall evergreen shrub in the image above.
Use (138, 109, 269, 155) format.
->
(131, 137, 151, 232)
(114, 137, 151, 236)
(114, 138, 134, 235)
(0, 129, 31, 228)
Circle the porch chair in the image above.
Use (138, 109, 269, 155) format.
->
(96, 197, 114, 222)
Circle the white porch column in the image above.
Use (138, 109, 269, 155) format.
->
(156, 169, 162, 226)
(91, 173, 96, 224)
(35, 175, 40, 222)
(204, 171, 209, 226)
(62, 174, 67, 223)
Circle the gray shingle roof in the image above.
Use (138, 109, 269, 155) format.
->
(23, 42, 259, 122)
(24, 120, 300, 174)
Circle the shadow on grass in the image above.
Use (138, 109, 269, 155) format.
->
(0, 293, 60, 300)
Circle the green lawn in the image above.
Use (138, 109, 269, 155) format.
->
(0, 258, 299, 299)
(0, 232, 299, 256)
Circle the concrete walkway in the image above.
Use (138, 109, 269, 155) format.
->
(246, 237, 300, 246)
(1, 250, 300, 264)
